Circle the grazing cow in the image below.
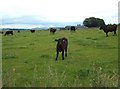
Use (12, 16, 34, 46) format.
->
(49, 28, 56, 34)
(4, 31, 13, 36)
(100, 24, 117, 37)
(30, 30, 35, 33)
(55, 37, 68, 60)
(70, 26, 76, 31)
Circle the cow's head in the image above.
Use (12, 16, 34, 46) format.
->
(99, 27, 103, 30)
(55, 38, 63, 45)
(99, 25, 106, 30)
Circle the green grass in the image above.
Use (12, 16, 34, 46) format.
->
(2, 28, 118, 87)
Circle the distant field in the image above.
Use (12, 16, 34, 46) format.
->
(2, 28, 118, 87)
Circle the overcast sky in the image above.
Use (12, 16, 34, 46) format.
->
(0, 0, 119, 28)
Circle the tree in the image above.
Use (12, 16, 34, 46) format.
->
(83, 17, 105, 27)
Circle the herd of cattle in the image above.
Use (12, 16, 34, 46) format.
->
(1, 24, 118, 60)
(0, 24, 118, 37)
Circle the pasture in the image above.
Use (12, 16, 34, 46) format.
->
(2, 28, 118, 87)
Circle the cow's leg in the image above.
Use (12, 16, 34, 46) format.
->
(56, 51, 59, 61)
(65, 48, 67, 57)
(11, 33, 13, 35)
(62, 50, 64, 60)
(4, 33, 6, 36)
(113, 31, 117, 36)
(106, 32, 108, 37)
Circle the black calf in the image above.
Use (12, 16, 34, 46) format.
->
(55, 37, 68, 60)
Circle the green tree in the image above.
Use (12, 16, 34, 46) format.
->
(83, 17, 105, 27)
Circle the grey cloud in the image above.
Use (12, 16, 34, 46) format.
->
(2, 16, 81, 27)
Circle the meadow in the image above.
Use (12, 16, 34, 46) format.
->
(2, 28, 118, 87)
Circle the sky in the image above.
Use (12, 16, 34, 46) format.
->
(0, 0, 119, 29)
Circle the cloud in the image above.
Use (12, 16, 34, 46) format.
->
(2, 16, 81, 24)
(2, 16, 44, 24)
(0, 0, 119, 28)
(1, 16, 81, 28)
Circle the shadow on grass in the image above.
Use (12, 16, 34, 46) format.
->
(74, 69, 90, 79)
(2, 55, 17, 59)
(40, 54, 51, 58)
(4, 46, 28, 49)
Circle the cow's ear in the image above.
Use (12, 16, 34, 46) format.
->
(55, 39, 58, 42)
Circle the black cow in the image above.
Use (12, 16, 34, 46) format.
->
(30, 30, 35, 33)
(55, 37, 68, 60)
(65, 26, 76, 31)
(17, 30, 20, 33)
(0, 31, 3, 34)
(4, 31, 13, 36)
(49, 28, 56, 34)
(70, 26, 76, 31)
(100, 24, 117, 37)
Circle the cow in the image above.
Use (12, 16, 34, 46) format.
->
(65, 26, 71, 30)
(4, 31, 13, 36)
(55, 37, 68, 60)
(30, 30, 35, 33)
(49, 28, 56, 34)
(70, 26, 76, 31)
(99, 24, 117, 37)
(0, 31, 3, 34)
(17, 30, 20, 33)
(65, 26, 76, 31)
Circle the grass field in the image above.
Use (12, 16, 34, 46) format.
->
(2, 28, 118, 87)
